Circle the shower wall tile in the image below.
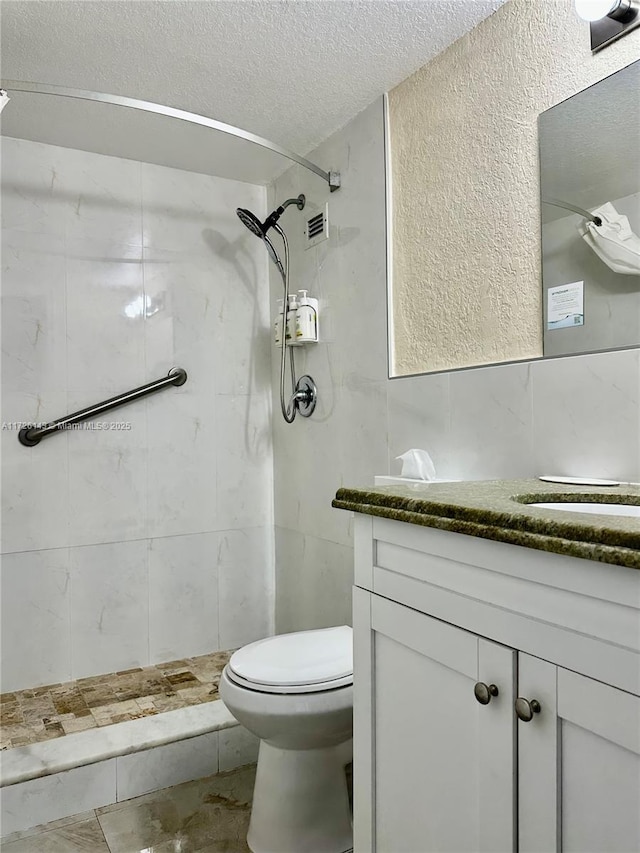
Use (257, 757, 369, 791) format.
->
(215, 394, 273, 531)
(61, 152, 143, 251)
(148, 532, 219, 665)
(65, 240, 145, 407)
(141, 162, 264, 257)
(0, 137, 70, 238)
(0, 229, 67, 397)
(145, 373, 217, 539)
(67, 407, 148, 547)
(0, 548, 71, 693)
(2, 138, 274, 683)
(532, 348, 640, 482)
(1, 391, 70, 554)
(217, 526, 274, 650)
(69, 537, 149, 679)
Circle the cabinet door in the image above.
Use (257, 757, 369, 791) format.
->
(354, 589, 516, 853)
(518, 653, 640, 853)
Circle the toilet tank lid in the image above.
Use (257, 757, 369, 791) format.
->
(228, 626, 353, 687)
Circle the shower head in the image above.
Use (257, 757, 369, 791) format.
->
(236, 194, 305, 241)
(236, 207, 265, 239)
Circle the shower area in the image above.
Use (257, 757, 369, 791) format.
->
(0, 82, 338, 834)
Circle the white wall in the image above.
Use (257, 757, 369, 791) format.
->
(270, 99, 640, 634)
(1, 138, 274, 691)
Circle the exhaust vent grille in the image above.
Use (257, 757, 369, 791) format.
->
(305, 204, 329, 249)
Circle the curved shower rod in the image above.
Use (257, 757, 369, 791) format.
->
(1, 80, 341, 192)
(542, 197, 602, 226)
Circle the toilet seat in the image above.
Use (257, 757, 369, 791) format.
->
(227, 625, 353, 695)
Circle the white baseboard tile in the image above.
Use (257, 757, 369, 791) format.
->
(219, 726, 259, 772)
(0, 759, 116, 837)
(116, 732, 219, 802)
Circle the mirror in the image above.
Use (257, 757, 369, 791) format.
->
(539, 60, 640, 358)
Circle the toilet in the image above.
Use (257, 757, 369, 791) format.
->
(219, 625, 353, 853)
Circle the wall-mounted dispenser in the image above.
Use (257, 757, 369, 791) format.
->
(295, 290, 319, 343)
(274, 290, 319, 346)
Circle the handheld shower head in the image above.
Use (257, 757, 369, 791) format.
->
(236, 207, 265, 239)
(236, 194, 305, 241)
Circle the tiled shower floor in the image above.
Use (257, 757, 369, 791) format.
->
(0, 650, 233, 749)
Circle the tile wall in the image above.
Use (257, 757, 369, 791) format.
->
(269, 98, 640, 633)
(1, 138, 274, 692)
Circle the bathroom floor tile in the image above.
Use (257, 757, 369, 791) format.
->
(0, 650, 233, 749)
(1, 815, 110, 852)
(96, 764, 255, 852)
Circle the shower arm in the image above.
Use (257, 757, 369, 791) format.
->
(1, 80, 341, 193)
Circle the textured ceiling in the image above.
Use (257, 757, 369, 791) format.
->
(0, 0, 504, 183)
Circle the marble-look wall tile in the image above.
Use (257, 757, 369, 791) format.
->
(219, 726, 260, 772)
(61, 152, 142, 251)
(115, 732, 219, 801)
(69, 540, 149, 679)
(1, 230, 67, 396)
(448, 361, 535, 480)
(270, 101, 387, 631)
(145, 364, 217, 540)
(0, 759, 116, 837)
(2, 138, 273, 682)
(0, 549, 71, 693)
(0, 138, 69, 238)
(387, 372, 450, 477)
(532, 349, 640, 481)
(217, 527, 274, 649)
(1, 392, 70, 554)
(275, 527, 353, 635)
(141, 162, 265, 257)
(65, 240, 145, 406)
(1, 227, 70, 554)
(148, 533, 219, 664)
(215, 395, 273, 531)
(67, 407, 148, 547)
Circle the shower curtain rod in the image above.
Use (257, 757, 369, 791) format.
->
(542, 197, 602, 225)
(1, 80, 341, 192)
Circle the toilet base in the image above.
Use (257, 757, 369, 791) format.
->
(247, 738, 353, 853)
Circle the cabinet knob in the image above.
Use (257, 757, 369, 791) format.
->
(515, 697, 541, 722)
(474, 682, 499, 705)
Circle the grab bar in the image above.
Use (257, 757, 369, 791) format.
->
(18, 367, 187, 447)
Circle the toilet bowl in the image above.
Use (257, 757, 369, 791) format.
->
(219, 625, 353, 853)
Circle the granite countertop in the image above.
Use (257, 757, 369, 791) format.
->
(332, 479, 640, 570)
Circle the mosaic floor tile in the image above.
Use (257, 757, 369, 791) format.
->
(0, 650, 233, 749)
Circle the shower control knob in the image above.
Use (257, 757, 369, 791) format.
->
(515, 697, 542, 722)
(474, 682, 499, 705)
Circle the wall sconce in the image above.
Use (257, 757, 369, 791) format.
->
(575, 0, 640, 51)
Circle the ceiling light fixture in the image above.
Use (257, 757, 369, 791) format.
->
(575, 0, 640, 50)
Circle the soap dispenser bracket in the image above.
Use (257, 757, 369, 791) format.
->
(293, 375, 317, 418)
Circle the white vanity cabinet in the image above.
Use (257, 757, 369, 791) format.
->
(352, 515, 640, 853)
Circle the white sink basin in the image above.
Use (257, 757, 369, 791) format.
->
(530, 502, 640, 518)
